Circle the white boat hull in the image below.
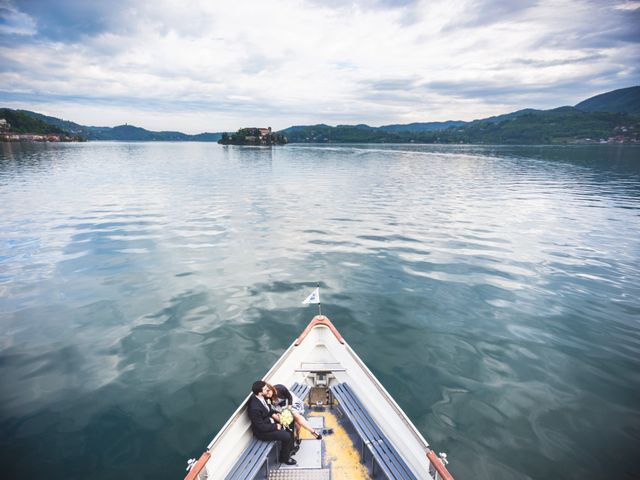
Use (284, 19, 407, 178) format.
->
(185, 315, 453, 480)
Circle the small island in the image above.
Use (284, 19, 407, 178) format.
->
(218, 127, 287, 146)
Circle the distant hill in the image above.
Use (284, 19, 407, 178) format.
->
(3, 109, 223, 141)
(280, 124, 404, 143)
(104, 124, 221, 141)
(278, 86, 640, 144)
(16, 110, 106, 137)
(469, 108, 540, 124)
(280, 121, 466, 140)
(0, 108, 68, 135)
(280, 124, 332, 135)
(278, 110, 547, 142)
(379, 120, 466, 132)
(575, 86, 640, 114)
(336, 123, 376, 130)
(279, 105, 639, 144)
(4, 85, 639, 144)
(436, 106, 639, 144)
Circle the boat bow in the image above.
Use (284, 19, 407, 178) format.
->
(184, 314, 455, 479)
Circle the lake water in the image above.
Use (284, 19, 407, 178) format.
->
(1, 141, 639, 480)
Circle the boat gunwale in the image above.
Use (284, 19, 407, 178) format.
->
(199, 317, 452, 479)
(427, 450, 455, 480)
(340, 340, 432, 453)
(184, 452, 211, 480)
(206, 338, 298, 451)
(205, 318, 338, 452)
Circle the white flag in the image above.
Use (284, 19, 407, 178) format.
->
(302, 287, 320, 304)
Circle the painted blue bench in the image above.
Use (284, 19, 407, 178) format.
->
(330, 382, 418, 480)
(225, 382, 311, 480)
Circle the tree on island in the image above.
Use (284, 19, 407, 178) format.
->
(218, 127, 287, 145)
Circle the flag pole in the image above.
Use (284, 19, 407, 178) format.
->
(317, 282, 322, 316)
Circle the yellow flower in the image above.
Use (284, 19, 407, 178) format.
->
(280, 407, 294, 428)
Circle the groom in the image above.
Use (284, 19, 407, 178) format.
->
(248, 380, 296, 465)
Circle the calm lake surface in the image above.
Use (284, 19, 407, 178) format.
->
(1, 142, 639, 479)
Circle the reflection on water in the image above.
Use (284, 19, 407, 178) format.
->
(1, 142, 639, 479)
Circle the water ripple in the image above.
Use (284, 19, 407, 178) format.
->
(1, 143, 639, 479)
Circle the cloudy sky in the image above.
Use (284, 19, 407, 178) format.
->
(0, 0, 638, 133)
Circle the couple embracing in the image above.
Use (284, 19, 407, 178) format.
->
(248, 380, 322, 466)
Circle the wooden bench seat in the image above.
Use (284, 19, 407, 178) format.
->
(291, 382, 311, 404)
(224, 382, 311, 480)
(330, 382, 418, 480)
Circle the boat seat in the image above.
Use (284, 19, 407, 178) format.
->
(224, 382, 312, 480)
(224, 438, 275, 480)
(290, 381, 311, 402)
(330, 382, 418, 480)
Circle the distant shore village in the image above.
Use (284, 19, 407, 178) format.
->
(0, 118, 82, 142)
(218, 127, 288, 145)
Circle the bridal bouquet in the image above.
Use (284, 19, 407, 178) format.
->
(279, 407, 294, 429)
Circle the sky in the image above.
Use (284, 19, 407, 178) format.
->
(0, 0, 639, 133)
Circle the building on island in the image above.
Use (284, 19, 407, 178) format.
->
(218, 126, 287, 145)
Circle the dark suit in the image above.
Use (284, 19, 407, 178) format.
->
(247, 395, 293, 461)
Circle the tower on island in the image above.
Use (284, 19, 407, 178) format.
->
(218, 126, 287, 145)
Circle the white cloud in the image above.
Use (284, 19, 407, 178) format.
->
(614, 1, 640, 11)
(0, 0, 637, 132)
(0, 1, 36, 35)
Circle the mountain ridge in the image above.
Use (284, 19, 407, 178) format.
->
(279, 87, 640, 144)
(5, 110, 223, 141)
(575, 86, 640, 114)
(2, 85, 638, 143)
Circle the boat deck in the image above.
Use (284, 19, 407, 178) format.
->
(267, 407, 371, 480)
(195, 316, 453, 480)
(310, 410, 371, 480)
